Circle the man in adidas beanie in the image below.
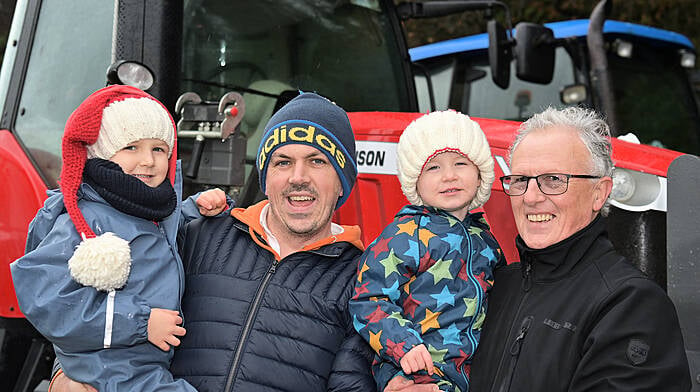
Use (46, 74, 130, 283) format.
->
(256, 92, 358, 210)
(350, 110, 505, 391)
(11, 85, 227, 392)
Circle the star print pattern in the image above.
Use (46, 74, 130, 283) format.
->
(431, 285, 456, 307)
(403, 293, 421, 318)
(380, 249, 403, 278)
(369, 330, 383, 351)
(348, 204, 505, 392)
(385, 339, 407, 361)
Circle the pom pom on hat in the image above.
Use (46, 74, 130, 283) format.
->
(60, 85, 177, 291)
(397, 110, 495, 210)
(69, 233, 131, 292)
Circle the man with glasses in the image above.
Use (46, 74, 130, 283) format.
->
(470, 107, 691, 391)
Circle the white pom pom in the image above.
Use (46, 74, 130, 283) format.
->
(68, 232, 131, 292)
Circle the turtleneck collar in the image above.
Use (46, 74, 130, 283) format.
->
(515, 214, 607, 282)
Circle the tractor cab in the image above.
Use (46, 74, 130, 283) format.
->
(411, 19, 700, 155)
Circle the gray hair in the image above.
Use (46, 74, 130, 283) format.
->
(510, 106, 614, 215)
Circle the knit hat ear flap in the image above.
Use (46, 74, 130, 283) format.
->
(397, 110, 495, 211)
(60, 85, 169, 291)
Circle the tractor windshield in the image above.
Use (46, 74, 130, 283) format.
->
(413, 34, 700, 155)
(178, 0, 414, 197)
(608, 40, 700, 155)
(181, 0, 413, 112)
(6, 0, 414, 188)
(414, 47, 578, 121)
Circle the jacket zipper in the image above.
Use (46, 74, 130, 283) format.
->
(158, 222, 186, 322)
(488, 263, 532, 392)
(224, 254, 281, 392)
(497, 315, 533, 392)
(459, 222, 480, 356)
(522, 257, 532, 292)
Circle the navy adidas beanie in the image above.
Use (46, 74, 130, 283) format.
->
(256, 92, 357, 209)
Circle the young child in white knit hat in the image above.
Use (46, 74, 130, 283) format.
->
(349, 110, 505, 392)
(11, 85, 228, 391)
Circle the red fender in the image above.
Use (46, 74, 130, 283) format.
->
(0, 130, 48, 318)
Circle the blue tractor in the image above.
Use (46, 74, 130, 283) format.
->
(410, 12, 700, 156)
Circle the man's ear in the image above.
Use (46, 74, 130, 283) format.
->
(593, 176, 613, 212)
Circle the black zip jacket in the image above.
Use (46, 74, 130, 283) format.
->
(170, 210, 375, 391)
(470, 216, 691, 391)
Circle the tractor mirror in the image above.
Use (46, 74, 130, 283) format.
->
(488, 19, 512, 89)
(515, 22, 555, 84)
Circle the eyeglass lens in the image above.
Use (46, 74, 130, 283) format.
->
(503, 174, 569, 195)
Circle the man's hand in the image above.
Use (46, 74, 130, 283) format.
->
(400, 344, 434, 375)
(196, 188, 228, 216)
(148, 308, 186, 351)
(49, 372, 97, 392)
(384, 375, 439, 392)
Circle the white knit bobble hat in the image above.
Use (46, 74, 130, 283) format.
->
(397, 110, 495, 210)
(86, 97, 174, 160)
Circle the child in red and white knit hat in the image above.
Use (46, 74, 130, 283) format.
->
(11, 85, 227, 391)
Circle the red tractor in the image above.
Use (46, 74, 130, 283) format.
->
(1, 1, 698, 390)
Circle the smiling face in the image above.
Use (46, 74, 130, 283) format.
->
(109, 138, 170, 187)
(509, 126, 612, 249)
(264, 143, 343, 241)
(416, 151, 480, 221)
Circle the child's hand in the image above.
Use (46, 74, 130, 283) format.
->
(400, 344, 434, 375)
(147, 308, 186, 351)
(196, 188, 228, 216)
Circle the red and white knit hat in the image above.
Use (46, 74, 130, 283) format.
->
(397, 110, 495, 211)
(61, 85, 177, 291)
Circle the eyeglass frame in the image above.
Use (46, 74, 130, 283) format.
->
(499, 173, 602, 196)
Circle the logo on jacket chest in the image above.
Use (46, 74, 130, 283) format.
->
(626, 339, 650, 365)
(543, 318, 577, 332)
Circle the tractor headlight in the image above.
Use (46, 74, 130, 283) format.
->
(106, 60, 155, 91)
(609, 168, 666, 212)
(613, 39, 633, 58)
(680, 49, 696, 68)
(560, 84, 587, 105)
(611, 169, 635, 202)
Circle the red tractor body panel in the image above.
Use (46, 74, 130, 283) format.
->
(0, 130, 48, 318)
(610, 139, 683, 176)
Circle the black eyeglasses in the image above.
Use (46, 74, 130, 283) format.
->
(500, 173, 601, 196)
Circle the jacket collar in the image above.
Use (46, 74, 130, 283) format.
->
(397, 204, 482, 223)
(515, 215, 606, 282)
(230, 200, 364, 260)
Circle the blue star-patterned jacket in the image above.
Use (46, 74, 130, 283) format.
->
(349, 204, 505, 391)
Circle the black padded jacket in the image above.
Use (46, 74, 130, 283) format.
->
(470, 216, 691, 392)
(171, 203, 375, 392)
